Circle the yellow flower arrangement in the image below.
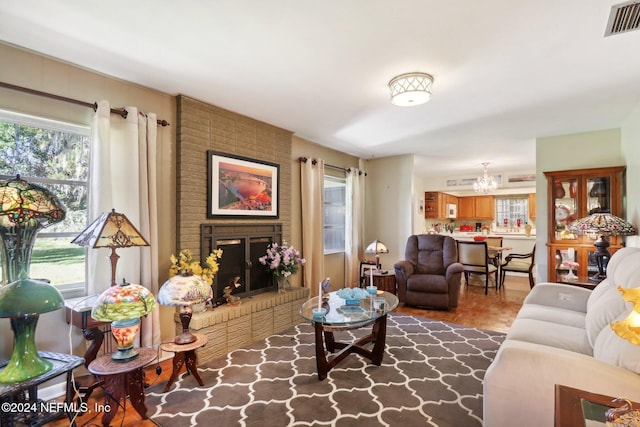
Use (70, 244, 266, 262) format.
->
(169, 248, 223, 285)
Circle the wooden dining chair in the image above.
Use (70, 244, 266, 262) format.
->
(486, 236, 503, 269)
(457, 241, 498, 295)
(500, 245, 536, 289)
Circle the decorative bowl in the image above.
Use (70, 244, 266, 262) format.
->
(337, 287, 368, 305)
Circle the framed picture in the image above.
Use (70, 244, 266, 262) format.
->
(207, 151, 279, 218)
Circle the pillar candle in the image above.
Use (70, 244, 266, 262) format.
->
(369, 267, 374, 287)
(318, 282, 322, 309)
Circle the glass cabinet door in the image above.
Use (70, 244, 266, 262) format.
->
(552, 177, 578, 240)
(586, 176, 611, 215)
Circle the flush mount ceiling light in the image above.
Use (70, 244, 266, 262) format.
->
(473, 162, 499, 194)
(388, 72, 433, 106)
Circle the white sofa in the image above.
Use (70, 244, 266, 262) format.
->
(483, 247, 640, 427)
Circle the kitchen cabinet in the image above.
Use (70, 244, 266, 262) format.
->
(543, 166, 625, 283)
(424, 192, 457, 219)
(457, 196, 495, 219)
(528, 193, 536, 219)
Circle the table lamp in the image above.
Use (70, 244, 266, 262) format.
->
(0, 175, 66, 382)
(568, 213, 636, 283)
(157, 274, 213, 344)
(91, 279, 156, 362)
(365, 239, 389, 269)
(72, 208, 149, 286)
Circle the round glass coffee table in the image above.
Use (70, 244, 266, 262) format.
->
(300, 290, 399, 380)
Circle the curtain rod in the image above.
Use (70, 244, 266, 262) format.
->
(0, 81, 170, 127)
(298, 157, 366, 176)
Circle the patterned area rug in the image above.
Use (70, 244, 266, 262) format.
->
(146, 314, 505, 427)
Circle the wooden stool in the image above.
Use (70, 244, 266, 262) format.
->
(160, 332, 208, 392)
(88, 347, 156, 427)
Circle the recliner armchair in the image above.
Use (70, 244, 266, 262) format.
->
(394, 234, 464, 309)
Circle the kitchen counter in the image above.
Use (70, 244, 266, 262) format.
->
(448, 232, 536, 241)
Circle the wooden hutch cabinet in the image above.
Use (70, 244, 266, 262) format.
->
(544, 166, 626, 283)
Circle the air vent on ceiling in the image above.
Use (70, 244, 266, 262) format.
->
(605, 1, 640, 36)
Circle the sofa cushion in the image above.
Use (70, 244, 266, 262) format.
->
(407, 274, 448, 293)
(584, 280, 627, 347)
(516, 304, 586, 328)
(593, 310, 640, 374)
(506, 318, 592, 355)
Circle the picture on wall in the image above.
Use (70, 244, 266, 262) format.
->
(207, 151, 279, 218)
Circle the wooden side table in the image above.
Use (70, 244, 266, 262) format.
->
(160, 333, 208, 392)
(365, 270, 397, 294)
(88, 347, 156, 427)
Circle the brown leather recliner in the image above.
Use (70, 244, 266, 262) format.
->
(394, 234, 464, 310)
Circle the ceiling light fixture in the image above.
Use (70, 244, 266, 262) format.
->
(473, 162, 499, 194)
(388, 72, 433, 106)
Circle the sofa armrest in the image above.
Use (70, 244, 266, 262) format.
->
(484, 340, 640, 427)
(394, 260, 415, 303)
(445, 262, 464, 279)
(522, 282, 592, 312)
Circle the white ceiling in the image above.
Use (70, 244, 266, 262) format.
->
(1, 0, 640, 178)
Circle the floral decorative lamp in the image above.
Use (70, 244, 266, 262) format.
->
(71, 208, 149, 287)
(0, 175, 66, 382)
(158, 249, 221, 344)
(568, 213, 637, 283)
(91, 279, 156, 362)
(365, 239, 389, 269)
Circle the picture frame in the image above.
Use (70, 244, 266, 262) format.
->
(207, 151, 279, 218)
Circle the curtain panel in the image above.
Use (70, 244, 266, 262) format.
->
(345, 168, 365, 287)
(88, 101, 160, 347)
(301, 158, 325, 298)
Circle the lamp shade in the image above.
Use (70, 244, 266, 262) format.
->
(157, 274, 213, 306)
(71, 208, 149, 249)
(365, 240, 389, 255)
(0, 277, 63, 318)
(92, 280, 156, 322)
(610, 286, 640, 346)
(568, 213, 637, 236)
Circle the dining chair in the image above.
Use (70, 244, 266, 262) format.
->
(499, 245, 536, 289)
(486, 236, 503, 269)
(457, 241, 498, 295)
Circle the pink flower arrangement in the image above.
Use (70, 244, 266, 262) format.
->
(259, 242, 305, 278)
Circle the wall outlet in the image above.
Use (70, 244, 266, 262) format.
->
(559, 293, 572, 301)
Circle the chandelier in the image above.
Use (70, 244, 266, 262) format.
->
(388, 72, 433, 106)
(473, 162, 498, 194)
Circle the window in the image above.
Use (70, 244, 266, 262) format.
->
(0, 110, 90, 297)
(496, 196, 529, 227)
(324, 175, 346, 254)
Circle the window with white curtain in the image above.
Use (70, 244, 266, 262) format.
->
(323, 175, 346, 254)
(0, 110, 90, 297)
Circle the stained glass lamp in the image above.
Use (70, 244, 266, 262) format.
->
(568, 213, 637, 282)
(72, 209, 149, 287)
(365, 239, 389, 269)
(0, 175, 66, 382)
(91, 279, 157, 362)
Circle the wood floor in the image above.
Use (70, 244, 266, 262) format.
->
(50, 274, 531, 427)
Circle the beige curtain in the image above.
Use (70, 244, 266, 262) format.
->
(88, 101, 161, 347)
(301, 158, 325, 298)
(345, 167, 365, 287)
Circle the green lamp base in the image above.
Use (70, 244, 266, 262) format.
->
(0, 315, 53, 383)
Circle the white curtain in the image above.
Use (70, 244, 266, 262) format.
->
(88, 101, 161, 347)
(345, 167, 365, 287)
(301, 158, 325, 298)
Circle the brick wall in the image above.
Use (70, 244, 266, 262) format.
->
(176, 95, 293, 255)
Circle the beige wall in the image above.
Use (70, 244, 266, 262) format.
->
(622, 103, 640, 248)
(535, 128, 624, 282)
(0, 43, 178, 360)
(364, 155, 414, 270)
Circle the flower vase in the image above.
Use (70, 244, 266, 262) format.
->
(277, 276, 290, 293)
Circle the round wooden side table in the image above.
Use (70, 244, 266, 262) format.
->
(88, 347, 157, 427)
(160, 332, 208, 392)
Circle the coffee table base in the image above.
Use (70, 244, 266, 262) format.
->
(314, 314, 387, 380)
